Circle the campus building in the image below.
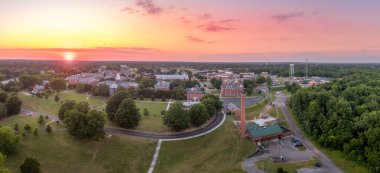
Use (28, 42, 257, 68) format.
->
(154, 81, 170, 90)
(155, 74, 189, 81)
(220, 80, 244, 97)
(245, 123, 292, 142)
(186, 87, 205, 101)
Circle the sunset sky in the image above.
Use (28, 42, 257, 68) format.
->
(0, 0, 379, 62)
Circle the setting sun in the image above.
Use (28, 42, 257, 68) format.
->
(63, 52, 75, 61)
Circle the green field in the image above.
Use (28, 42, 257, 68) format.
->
(255, 158, 318, 173)
(135, 101, 169, 132)
(19, 91, 170, 132)
(0, 115, 156, 173)
(287, 106, 370, 173)
(18, 91, 105, 115)
(268, 107, 290, 129)
(155, 116, 258, 173)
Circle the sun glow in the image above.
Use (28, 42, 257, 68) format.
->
(63, 52, 76, 61)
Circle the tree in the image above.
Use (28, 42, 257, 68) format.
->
(5, 94, 22, 116)
(201, 98, 217, 118)
(64, 109, 105, 140)
(140, 76, 156, 89)
(0, 103, 6, 119)
(106, 91, 129, 121)
(0, 90, 7, 103)
(58, 100, 76, 120)
(33, 128, 39, 136)
(74, 102, 89, 114)
(49, 78, 66, 91)
(45, 125, 52, 133)
(54, 94, 60, 102)
(20, 157, 41, 173)
(14, 123, 19, 131)
(0, 152, 10, 173)
(0, 126, 19, 155)
(163, 102, 189, 131)
(143, 108, 150, 117)
(37, 115, 44, 124)
(114, 98, 141, 128)
(173, 87, 186, 100)
(19, 75, 42, 90)
(256, 76, 267, 84)
(202, 94, 223, 112)
(94, 83, 109, 97)
(24, 124, 32, 132)
(210, 78, 222, 90)
(189, 104, 208, 126)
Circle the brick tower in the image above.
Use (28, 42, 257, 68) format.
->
(240, 94, 246, 138)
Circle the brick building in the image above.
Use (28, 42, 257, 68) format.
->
(186, 87, 205, 101)
(220, 80, 244, 97)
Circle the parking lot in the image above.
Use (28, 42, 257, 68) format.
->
(243, 136, 317, 173)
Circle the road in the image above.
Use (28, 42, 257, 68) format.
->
(274, 92, 343, 173)
(21, 109, 225, 140)
(104, 112, 225, 139)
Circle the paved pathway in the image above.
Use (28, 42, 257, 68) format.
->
(148, 139, 162, 173)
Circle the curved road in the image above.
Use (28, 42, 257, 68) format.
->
(104, 112, 225, 139)
(21, 109, 225, 140)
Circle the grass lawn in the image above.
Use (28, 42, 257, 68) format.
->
(244, 98, 269, 119)
(155, 116, 258, 173)
(286, 106, 370, 173)
(255, 159, 318, 173)
(18, 91, 96, 115)
(19, 91, 170, 132)
(135, 101, 169, 132)
(0, 115, 156, 173)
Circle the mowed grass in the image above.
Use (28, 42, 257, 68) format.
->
(18, 91, 104, 115)
(154, 116, 258, 173)
(135, 101, 169, 132)
(287, 106, 370, 173)
(255, 159, 318, 173)
(19, 91, 169, 132)
(0, 115, 156, 173)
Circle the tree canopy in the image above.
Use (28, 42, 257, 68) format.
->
(288, 73, 380, 171)
(163, 102, 189, 131)
(114, 98, 141, 128)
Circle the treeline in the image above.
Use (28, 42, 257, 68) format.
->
(289, 72, 380, 171)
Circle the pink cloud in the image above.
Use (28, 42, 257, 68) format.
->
(185, 36, 213, 44)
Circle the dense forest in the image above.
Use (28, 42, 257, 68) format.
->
(289, 68, 380, 171)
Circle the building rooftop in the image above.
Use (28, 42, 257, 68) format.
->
(246, 123, 289, 138)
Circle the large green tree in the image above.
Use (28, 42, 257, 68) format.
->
(49, 78, 66, 91)
(20, 157, 41, 173)
(163, 102, 189, 131)
(5, 94, 22, 116)
(106, 91, 130, 121)
(0, 126, 19, 155)
(64, 109, 105, 140)
(58, 100, 76, 120)
(189, 104, 209, 126)
(0, 90, 7, 103)
(114, 98, 140, 128)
